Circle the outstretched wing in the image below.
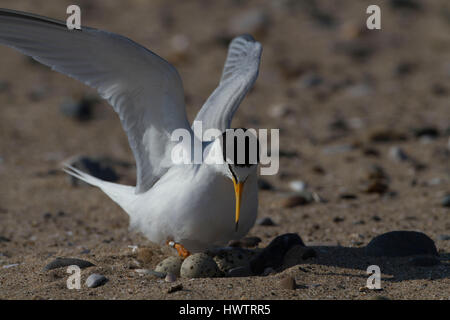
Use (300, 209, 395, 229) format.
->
(0, 8, 192, 193)
(193, 34, 262, 135)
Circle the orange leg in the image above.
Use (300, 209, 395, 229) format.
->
(167, 240, 191, 259)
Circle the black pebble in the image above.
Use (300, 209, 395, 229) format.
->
(256, 217, 276, 226)
(365, 231, 438, 257)
(43, 257, 95, 271)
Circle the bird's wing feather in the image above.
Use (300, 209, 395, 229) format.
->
(193, 34, 262, 135)
(0, 8, 191, 193)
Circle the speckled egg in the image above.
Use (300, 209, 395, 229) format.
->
(180, 253, 223, 278)
(155, 256, 183, 276)
(212, 248, 256, 273)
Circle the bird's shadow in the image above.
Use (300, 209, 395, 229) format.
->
(282, 245, 450, 282)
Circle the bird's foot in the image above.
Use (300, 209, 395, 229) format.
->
(167, 240, 191, 259)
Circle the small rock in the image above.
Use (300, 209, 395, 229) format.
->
(155, 256, 183, 277)
(256, 217, 276, 226)
(409, 255, 441, 267)
(364, 180, 389, 194)
(368, 129, 407, 143)
(442, 195, 450, 207)
(250, 233, 305, 275)
(85, 274, 108, 288)
(2, 263, 19, 269)
(44, 257, 94, 271)
(339, 193, 358, 200)
(134, 269, 166, 278)
(298, 73, 323, 88)
(268, 104, 293, 118)
(165, 272, 177, 282)
(258, 178, 274, 190)
(365, 231, 438, 257)
(278, 276, 296, 290)
(180, 253, 222, 278)
(413, 127, 440, 139)
(333, 216, 345, 223)
(0, 236, 10, 242)
(389, 146, 409, 161)
(437, 235, 450, 241)
(289, 180, 307, 192)
(279, 191, 314, 208)
(167, 283, 183, 294)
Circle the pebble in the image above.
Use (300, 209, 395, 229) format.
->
(180, 253, 222, 278)
(250, 233, 305, 275)
(256, 217, 276, 226)
(85, 274, 108, 288)
(365, 231, 438, 257)
(409, 255, 441, 267)
(389, 146, 409, 161)
(155, 256, 183, 277)
(278, 276, 296, 290)
(364, 180, 389, 194)
(2, 263, 19, 269)
(268, 104, 293, 118)
(413, 127, 439, 139)
(0, 236, 10, 242)
(43, 257, 94, 271)
(167, 283, 183, 294)
(289, 180, 307, 192)
(368, 129, 407, 143)
(258, 178, 274, 190)
(134, 269, 166, 278)
(442, 195, 450, 207)
(437, 235, 450, 241)
(279, 191, 314, 208)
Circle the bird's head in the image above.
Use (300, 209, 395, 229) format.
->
(206, 128, 259, 232)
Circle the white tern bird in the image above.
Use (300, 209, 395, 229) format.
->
(0, 8, 262, 257)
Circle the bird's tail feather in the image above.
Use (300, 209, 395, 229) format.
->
(63, 164, 137, 213)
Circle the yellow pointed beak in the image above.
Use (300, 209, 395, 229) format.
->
(233, 179, 244, 232)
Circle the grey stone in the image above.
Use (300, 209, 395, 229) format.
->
(44, 257, 94, 271)
(85, 274, 108, 288)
